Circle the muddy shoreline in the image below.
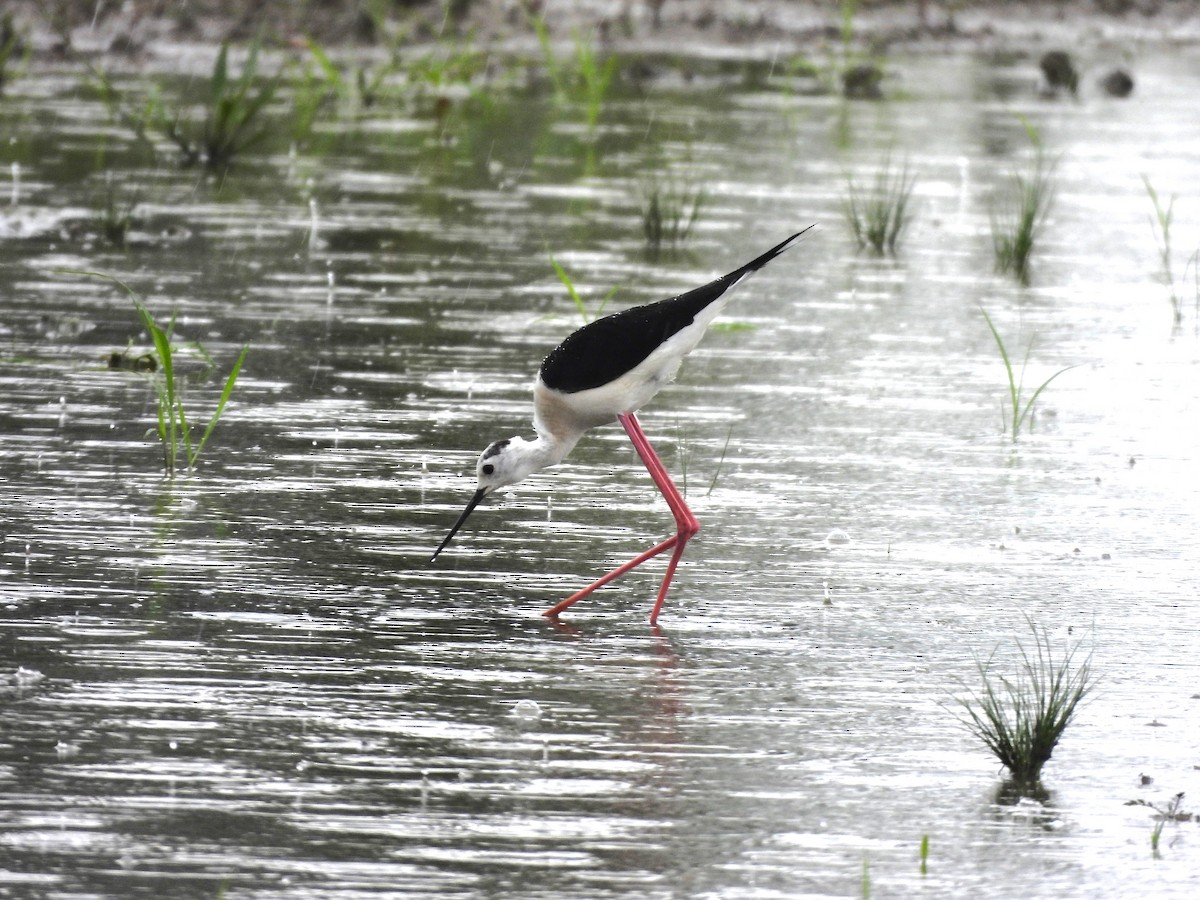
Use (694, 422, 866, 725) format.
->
(7, 0, 1199, 66)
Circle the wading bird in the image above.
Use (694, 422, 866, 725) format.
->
(431, 227, 813, 623)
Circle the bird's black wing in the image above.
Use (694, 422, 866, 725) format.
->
(539, 281, 724, 393)
(539, 229, 810, 394)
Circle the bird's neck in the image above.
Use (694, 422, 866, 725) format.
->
(528, 428, 577, 470)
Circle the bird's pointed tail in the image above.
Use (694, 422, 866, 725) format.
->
(732, 224, 816, 280)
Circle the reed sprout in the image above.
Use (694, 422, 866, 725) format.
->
(138, 302, 248, 477)
(573, 30, 617, 131)
(549, 255, 618, 324)
(980, 307, 1075, 442)
(528, 6, 568, 102)
(85, 274, 248, 476)
(956, 620, 1093, 791)
(301, 37, 390, 112)
(1127, 792, 1191, 857)
(1142, 175, 1183, 324)
(844, 155, 916, 253)
(290, 40, 346, 141)
(706, 424, 735, 496)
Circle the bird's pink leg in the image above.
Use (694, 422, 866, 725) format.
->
(544, 413, 700, 624)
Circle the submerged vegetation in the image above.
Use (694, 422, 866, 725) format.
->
(956, 621, 1094, 791)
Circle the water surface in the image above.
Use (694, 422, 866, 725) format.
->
(2, 37, 1199, 898)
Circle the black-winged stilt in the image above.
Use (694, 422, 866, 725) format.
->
(431, 227, 813, 623)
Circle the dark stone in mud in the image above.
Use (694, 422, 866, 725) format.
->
(1101, 68, 1134, 97)
(842, 63, 883, 100)
(1040, 49, 1079, 94)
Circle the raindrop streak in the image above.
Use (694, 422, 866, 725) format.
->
(308, 198, 320, 255)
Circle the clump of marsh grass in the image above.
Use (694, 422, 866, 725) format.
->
(99, 39, 278, 171)
(991, 124, 1056, 285)
(639, 173, 706, 255)
(955, 620, 1094, 792)
(980, 307, 1075, 443)
(843, 154, 916, 253)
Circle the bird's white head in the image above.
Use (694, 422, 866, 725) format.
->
(430, 434, 552, 562)
(474, 435, 541, 494)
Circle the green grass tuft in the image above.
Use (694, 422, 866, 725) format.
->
(640, 173, 706, 256)
(956, 619, 1094, 790)
(991, 124, 1055, 284)
(844, 154, 916, 253)
(99, 38, 277, 172)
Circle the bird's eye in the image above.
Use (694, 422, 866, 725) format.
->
(482, 464, 495, 476)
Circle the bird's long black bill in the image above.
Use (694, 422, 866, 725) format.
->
(430, 487, 487, 562)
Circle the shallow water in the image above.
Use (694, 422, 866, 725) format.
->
(2, 37, 1199, 898)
